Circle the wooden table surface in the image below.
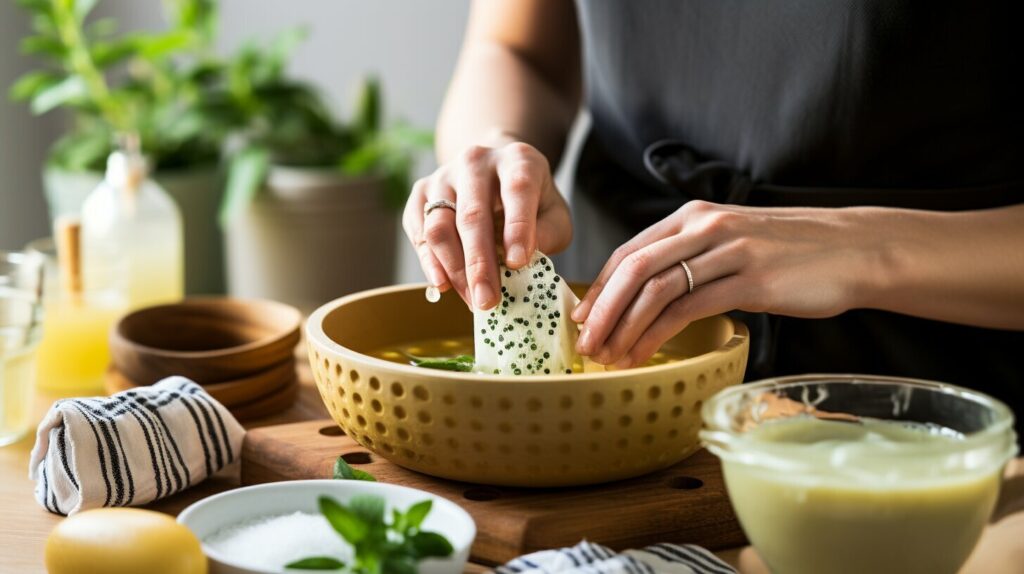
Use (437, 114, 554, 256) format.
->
(2, 355, 1023, 573)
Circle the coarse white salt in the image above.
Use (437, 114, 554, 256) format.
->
(203, 511, 352, 572)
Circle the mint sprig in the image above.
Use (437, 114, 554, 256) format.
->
(333, 456, 377, 482)
(285, 495, 454, 573)
(407, 354, 474, 372)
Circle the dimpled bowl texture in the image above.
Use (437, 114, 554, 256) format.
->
(306, 284, 749, 487)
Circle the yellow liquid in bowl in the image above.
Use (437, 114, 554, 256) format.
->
(722, 417, 1002, 574)
(369, 336, 686, 373)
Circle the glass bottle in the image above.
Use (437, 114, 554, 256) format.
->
(80, 135, 184, 310)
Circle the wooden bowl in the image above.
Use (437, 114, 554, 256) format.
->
(306, 284, 749, 487)
(105, 358, 296, 407)
(110, 297, 301, 385)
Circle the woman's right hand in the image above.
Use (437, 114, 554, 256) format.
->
(402, 141, 573, 311)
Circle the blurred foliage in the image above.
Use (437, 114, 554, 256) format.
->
(10, 0, 432, 213)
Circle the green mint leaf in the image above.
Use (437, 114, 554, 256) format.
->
(381, 555, 417, 574)
(409, 354, 475, 372)
(349, 494, 386, 526)
(352, 469, 377, 481)
(404, 500, 432, 531)
(319, 496, 368, 544)
(391, 508, 407, 534)
(333, 456, 377, 481)
(285, 556, 346, 570)
(410, 531, 454, 559)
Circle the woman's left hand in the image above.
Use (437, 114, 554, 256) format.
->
(573, 200, 888, 368)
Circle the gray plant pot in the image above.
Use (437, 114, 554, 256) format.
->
(42, 165, 226, 294)
(223, 166, 398, 314)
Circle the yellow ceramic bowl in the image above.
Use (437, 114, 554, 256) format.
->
(306, 284, 749, 487)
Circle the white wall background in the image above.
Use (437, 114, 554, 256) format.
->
(0, 0, 470, 283)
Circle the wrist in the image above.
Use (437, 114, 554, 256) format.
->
(842, 206, 922, 312)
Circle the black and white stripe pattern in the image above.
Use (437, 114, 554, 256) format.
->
(495, 540, 736, 574)
(29, 377, 245, 516)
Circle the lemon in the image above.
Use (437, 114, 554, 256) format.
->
(45, 508, 207, 574)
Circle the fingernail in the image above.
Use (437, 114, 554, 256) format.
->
(506, 244, 527, 268)
(593, 348, 611, 364)
(473, 283, 494, 310)
(427, 268, 444, 287)
(577, 327, 594, 355)
(613, 357, 633, 370)
(571, 301, 589, 322)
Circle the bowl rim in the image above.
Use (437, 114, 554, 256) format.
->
(177, 479, 477, 571)
(306, 283, 749, 383)
(700, 373, 1019, 471)
(112, 296, 302, 360)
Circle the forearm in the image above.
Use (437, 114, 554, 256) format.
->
(862, 204, 1024, 330)
(436, 41, 579, 165)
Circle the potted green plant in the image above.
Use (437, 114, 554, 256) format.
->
(216, 39, 431, 313)
(10, 0, 232, 294)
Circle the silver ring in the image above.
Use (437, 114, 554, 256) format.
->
(680, 260, 694, 293)
(424, 199, 456, 217)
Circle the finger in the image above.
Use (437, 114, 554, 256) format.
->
(453, 152, 500, 310)
(496, 148, 544, 268)
(572, 215, 680, 322)
(576, 231, 711, 356)
(592, 245, 741, 365)
(403, 179, 448, 287)
(616, 274, 751, 368)
(535, 187, 572, 255)
(422, 177, 470, 304)
(415, 241, 451, 292)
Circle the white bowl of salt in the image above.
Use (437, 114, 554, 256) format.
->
(178, 479, 476, 574)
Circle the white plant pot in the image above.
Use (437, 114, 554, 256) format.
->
(42, 165, 226, 294)
(224, 166, 398, 314)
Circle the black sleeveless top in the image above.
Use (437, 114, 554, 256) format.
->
(573, 1, 1024, 434)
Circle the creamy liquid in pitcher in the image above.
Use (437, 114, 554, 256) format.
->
(723, 417, 1002, 574)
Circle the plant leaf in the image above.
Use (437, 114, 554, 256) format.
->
(9, 71, 59, 101)
(30, 75, 87, 115)
(404, 500, 432, 531)
(349, 495, 386, 526)
(19, 35, 66, 58)
(409, 355, 475, 372)
(134, 30, 194, 59)
(410, 531, 454, 558)
(285, 556, 346, 570)
(333, 456, 377, 482)
(381, 556, 417, 574)
(352, 76, 380, 136)
(319, 496, 368, 544)
(219, 146, 270, 226)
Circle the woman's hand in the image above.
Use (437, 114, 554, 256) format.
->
(573, 200, 888, 368)
(403, 141, 573, 310)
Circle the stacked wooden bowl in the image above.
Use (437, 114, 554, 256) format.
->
(107, 298, 302, 421)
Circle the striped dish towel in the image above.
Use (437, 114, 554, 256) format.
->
(496, 540, 736, 574)
(29, 377, 245, 516)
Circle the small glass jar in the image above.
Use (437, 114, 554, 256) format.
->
(701, 374, 1017, 574)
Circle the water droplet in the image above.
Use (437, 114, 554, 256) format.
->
(425, 285, 441, 303)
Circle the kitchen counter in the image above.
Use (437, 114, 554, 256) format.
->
(2, 352, 1022, 573)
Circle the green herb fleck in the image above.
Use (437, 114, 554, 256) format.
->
(406, 354, 475, 372)
(333, 456, 377, 482)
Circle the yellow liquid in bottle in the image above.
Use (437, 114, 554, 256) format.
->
(34, 298, 123, 394)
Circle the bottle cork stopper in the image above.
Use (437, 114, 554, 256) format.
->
(54, 215, 83, 305)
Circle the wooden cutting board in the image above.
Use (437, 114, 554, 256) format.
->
(242, 419, 746, 565)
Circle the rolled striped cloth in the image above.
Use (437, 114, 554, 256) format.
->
(28, 377, 245, 516)
(496, 540, 736, 574)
